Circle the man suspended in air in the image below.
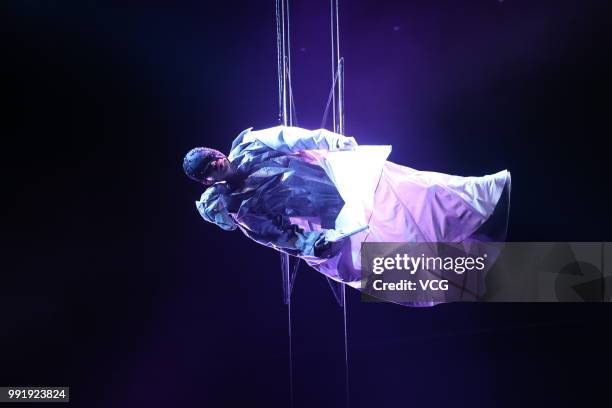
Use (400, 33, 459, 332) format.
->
(183, 126, 511, 294)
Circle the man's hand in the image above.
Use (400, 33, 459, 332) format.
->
(313, 234, 345, 259)
(335, 136, 358, 151)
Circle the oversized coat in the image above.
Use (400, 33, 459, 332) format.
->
(196, 125, 511, 290)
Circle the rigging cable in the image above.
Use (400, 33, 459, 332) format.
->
(276, 1, 299, 406)
(276, 1, 349, 406)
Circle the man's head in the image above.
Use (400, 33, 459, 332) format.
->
(183, 147, 233, 186)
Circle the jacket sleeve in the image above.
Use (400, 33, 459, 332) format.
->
(235, 211, 325, 257)
(254, 125, 355, 154)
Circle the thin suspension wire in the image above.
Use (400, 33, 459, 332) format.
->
(335, 0, 343, 134)
(331, 1, 349, 406)
(320, 59, 342, 129)
(281, 0, 288, 125)
(286, 266, 294, 407)
(275, 0, 283, 124)
(330, 0, 336, 132)
(286, 0, 293, 126)
(342, 286, 349, 408)
(276, 1, 299, 407)
(287, 59, 299, 126)
(289, 80, 299, 126)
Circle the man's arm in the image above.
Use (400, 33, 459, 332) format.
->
(235, 212, 327, 258)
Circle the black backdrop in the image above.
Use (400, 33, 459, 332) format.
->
(2, 1, 611, 407)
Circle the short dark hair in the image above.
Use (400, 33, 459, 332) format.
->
(182, 147, 225, 185)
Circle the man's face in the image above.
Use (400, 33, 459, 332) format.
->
(204, 156, 231, 185)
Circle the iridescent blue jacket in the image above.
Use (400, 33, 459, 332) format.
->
(196, 126, 352, 257)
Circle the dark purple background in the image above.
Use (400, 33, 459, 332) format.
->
(2, 1, 611, 407)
